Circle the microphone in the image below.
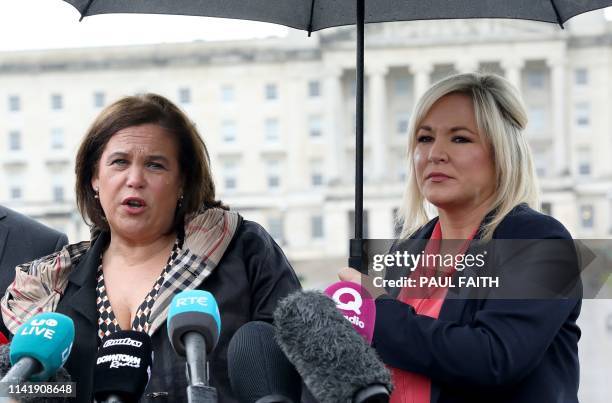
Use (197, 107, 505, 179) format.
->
(274, 291, 392, 403)
(324, 281, 376, 344)
(227, 321, 301, 403)
(0, 343, 71, 378)
(167, 290, 221, 403)
(93, 330, 153, 403)
(2, 312, 74, 383)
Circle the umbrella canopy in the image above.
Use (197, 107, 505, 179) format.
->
(66, 1, 612, 31)
(63, 0, 612, 271)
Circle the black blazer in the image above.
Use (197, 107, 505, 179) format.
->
(373, 204, 581, 403)
(0, 205, 68, 336)
(55, 219, 301, 402)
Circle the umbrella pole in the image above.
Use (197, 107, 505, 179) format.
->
(349, 0, 365, 273)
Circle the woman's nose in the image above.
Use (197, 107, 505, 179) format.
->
(126, 166, 145, 188)
(427, 138, 449, 163)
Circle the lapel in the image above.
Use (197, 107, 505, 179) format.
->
(58, 232, 108, 327)
(0, 206, 8, 266)
(397, 213, 499, 319)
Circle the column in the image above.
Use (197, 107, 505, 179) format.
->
(549, 58, 568, 176)
(324, 68, 345, 185)
(501, 59, 524, 91)
(368, 65, 389, 182)
(412, 63, 433, 100)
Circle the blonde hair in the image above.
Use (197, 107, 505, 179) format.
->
(398, 72, 539, 241)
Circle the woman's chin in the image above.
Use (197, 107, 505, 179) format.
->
(424, 193, 460, 209)
(109, 221, 156, 239)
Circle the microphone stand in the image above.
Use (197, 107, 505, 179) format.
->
(184, 332, 217, 403)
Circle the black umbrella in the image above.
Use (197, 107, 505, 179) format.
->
(64, 0, 612, 271)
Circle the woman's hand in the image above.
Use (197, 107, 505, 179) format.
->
(337, 267, 386, 299)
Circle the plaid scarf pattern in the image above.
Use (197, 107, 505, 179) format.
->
(1, 207, 240, 335)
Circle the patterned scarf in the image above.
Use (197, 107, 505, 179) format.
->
(1, 207, 240, 335)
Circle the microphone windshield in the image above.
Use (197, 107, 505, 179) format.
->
(274, 291, 392, 403)
(10, 312, 74, 381)
(324, 281, 376, 344)
(93, 330, 153, 402)
(167, 290, 221, 356)
(0, 344, 71, 382)
(228, 321, 301, 403)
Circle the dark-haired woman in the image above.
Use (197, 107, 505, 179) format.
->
(1, 93, 301, 402)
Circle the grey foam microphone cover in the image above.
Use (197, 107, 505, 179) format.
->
(273, 290, 392, 403)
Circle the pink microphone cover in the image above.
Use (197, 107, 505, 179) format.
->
(324, 281, 376, 344)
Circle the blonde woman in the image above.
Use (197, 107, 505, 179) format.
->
(340, 73, 581, 403)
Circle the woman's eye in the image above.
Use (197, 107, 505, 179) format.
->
(147, 162, 165, 170)
(417, 135, 433, 143)
(111, 159, 127, 166)
(452, 136, 471, 143)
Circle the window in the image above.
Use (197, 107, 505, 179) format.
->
(308, 115, 323, 138)
(268, 216, 284, 244)
(528, 107, 546, 132)
(526, 70, 545, 89)
(266, 159, 281, 189)
(308, 80, 321, 97)
(580, 205, 594, 229)
(311, 215, 324, 239)
(178, 87, 191, 104)
(222, 161, 238, 191)
(575, 103, 590, 128)
(221, 120, 237, 143)
(577, 148, 591, 176)
(51, 94, 63, 110)
(264, 118, 280, 143)
(10, 187, 22, 200)
(53, 186, 64, 202)
(394, 78, 410, 96)
(50, 128, 64, 150)
(93, 92, 105, 108)
(265, 83, 278, 100)
(574, 68, 588, 86)
(310, 159, 324, 187)
(430, 64, 457, 84)
(221, 85, 234, 103)
(8, 130, 21, 151)
(8, 95, 20, 112)
(396, 112, 410, 135)
(532, 148, 549, 177)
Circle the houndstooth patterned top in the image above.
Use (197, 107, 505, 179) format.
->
(96, 238, 182, 340)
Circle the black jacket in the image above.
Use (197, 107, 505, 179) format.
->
(0, 205, 68, 337)
(55, 218, 301, 402)
(373, 204, 582, 403)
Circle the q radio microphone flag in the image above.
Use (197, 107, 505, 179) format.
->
(167, 290, 221, 403)
(3, 312, 74, 383)
(324, 281, 376, 344)
(93, 330, 153, 403)
(274, 290, 392, 403)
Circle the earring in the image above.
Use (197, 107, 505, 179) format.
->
(178, 195, 184, 209)
(94, 187, 99, 199)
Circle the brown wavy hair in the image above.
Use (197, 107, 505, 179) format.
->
(75, 93, 225, 234)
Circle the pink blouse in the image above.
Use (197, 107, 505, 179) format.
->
(390, 221, 476, 403)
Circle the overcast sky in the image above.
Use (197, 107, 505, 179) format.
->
(1, 1, 611, 52)
(0, 0, 289, 51)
